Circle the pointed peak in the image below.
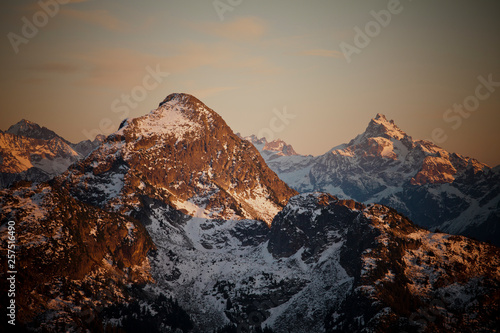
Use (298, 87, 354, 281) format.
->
(348, 114, 407, 146)
(367, 114, 405, 138)
(371, 113, 395, 126)
(374, 113, 387, 121)
(10, 119, 38, 129)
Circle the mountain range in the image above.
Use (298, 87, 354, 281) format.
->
(1, 93, 499, 332)
(244, 114, 500, 246)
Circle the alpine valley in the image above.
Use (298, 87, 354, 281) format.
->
(1, 94, 499, 333)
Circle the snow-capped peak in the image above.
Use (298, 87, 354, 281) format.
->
(116, 93, 217, 141)
(366, 113, 407, 140)
(349, 114, 407, 146)
(159, 92, 206, 108)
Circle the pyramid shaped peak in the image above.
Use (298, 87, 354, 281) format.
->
(9, 118, 39, 130)
(346, 114, 407, 146)
(366, 113, 405, 139)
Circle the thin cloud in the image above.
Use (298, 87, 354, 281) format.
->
(60, 8, 128, 32)
(190, 17, 267, 41)
(301, 49, 344, 58)
(69, 41, 281, 90)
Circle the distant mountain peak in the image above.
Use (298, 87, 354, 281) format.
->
(349, 114, 407, 145)
(237, 134, 267, 146)
(263, 139, 298, 156)
(19, 118, 34, 125)
(239, 135, 298, 157)
(6, 119, 70, 144)
(368, 113, 406, 138)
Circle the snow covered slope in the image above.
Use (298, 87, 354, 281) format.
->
(245, 114, 500, 246)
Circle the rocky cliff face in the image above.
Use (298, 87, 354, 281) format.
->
(268, 193, 500, 332)
(137, 192, 499, 332)
(59, 93, 297, 225)
(249, 114, 500, 246)
(0, 181, 154, 329)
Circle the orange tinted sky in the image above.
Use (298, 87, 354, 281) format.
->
(1, 0, 499, 166)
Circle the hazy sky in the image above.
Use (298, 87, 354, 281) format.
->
(1, 0, 499, 166)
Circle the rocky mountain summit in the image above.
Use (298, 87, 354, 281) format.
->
(58, 93, 297, 225)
